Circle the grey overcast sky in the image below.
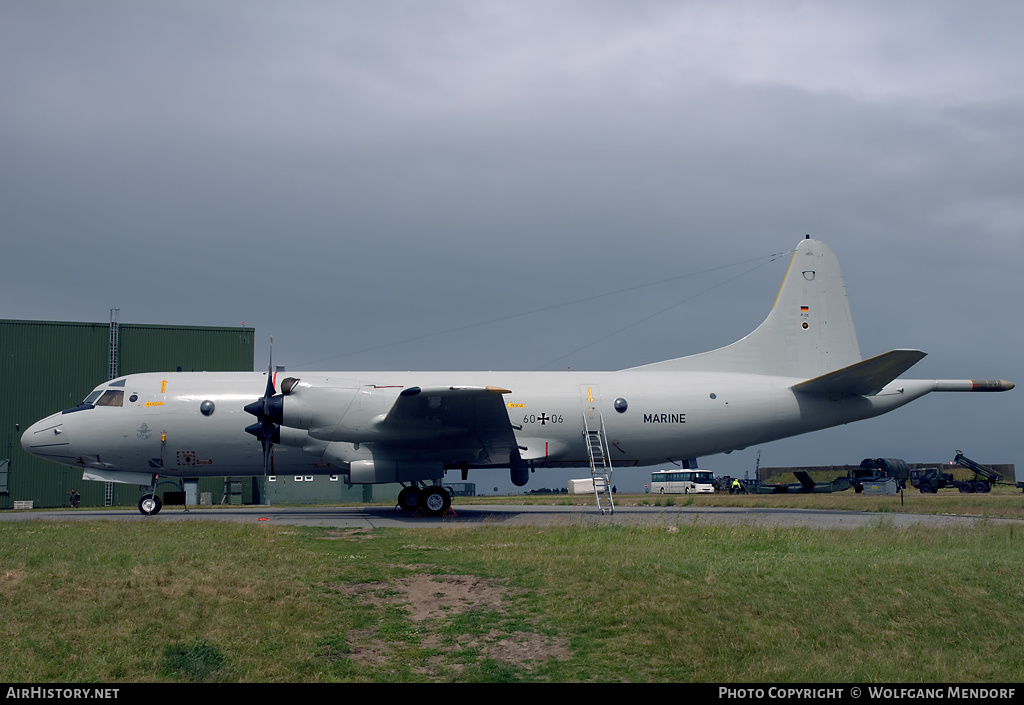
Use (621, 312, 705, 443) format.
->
(2, 1, 1021, 491)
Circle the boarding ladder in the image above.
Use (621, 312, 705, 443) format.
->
(582, 412, 615, 515)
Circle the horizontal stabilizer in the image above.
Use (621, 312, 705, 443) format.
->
(792, 349, 927, 396)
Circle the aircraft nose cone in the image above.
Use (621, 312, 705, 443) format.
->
(21, 414, 74, 462)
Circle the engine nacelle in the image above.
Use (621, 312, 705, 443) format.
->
(278, 379, 359, 436)
(510, 461, 531, 487)
(349, 459, 444, 484)
(279, 378, 413, 443)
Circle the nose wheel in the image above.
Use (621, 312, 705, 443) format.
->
(138, 494, 163, 516)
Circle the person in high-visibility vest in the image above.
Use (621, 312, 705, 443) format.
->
(731, 478, 742, 494)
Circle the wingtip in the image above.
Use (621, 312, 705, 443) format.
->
(973, 380, 1015, 392)
(937, 379, 1016, 392)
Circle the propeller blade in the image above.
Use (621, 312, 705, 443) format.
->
(243, 338, 281, 481)
(262, 337, 275, 477)
(264, 336, 276, 399)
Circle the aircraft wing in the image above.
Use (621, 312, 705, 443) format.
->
(374, 385, 521, 465)
(792, 349, 927, 396)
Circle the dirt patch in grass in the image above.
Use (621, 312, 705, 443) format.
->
(335, 629, 392, 666)
(459, 629, 571, 667)
(0, 568, 27, 590)
(393, 573, 511, 622)
(330, 571, 572, 676)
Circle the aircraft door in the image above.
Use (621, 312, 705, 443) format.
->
(579, 384, 601, 421)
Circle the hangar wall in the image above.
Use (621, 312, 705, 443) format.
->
(0, 319, 255, 509)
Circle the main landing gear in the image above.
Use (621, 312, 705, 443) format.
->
(397, 484, 453, 517)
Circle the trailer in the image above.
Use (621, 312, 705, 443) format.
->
(850, 458, 908, 493)
(950, 450, 1002, 493)
(747, 472, 851, 494)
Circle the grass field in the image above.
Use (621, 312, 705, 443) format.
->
(458, 484, 1024, 521)
(2, 493, 1024, 683)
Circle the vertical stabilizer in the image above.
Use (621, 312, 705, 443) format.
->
(628, 238, 862, 378)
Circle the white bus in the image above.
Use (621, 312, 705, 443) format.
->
(650, 470, 716, 494)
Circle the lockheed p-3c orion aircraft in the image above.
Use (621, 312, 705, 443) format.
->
(21, 237, 1013, 515)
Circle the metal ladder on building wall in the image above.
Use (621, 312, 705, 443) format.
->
(106, 308, 119, 507)
(582, 413, 615, 515)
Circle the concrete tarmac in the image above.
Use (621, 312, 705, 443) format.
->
(1, 503, 1019, 529)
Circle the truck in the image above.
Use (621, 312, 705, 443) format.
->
(909, 467, 954, 493)
(949, 450, 1002, 493)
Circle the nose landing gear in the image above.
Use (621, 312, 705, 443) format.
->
(138, 494, 163, 515)
(136, 479, 184, 515)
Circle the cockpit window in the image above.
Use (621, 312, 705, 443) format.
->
(84, 391, 103, 404)
(94, 390, 124, 407)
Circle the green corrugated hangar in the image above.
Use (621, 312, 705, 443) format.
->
(0, 317, 400, 510)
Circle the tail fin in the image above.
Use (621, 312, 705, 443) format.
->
(629, 237, 862, 378)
